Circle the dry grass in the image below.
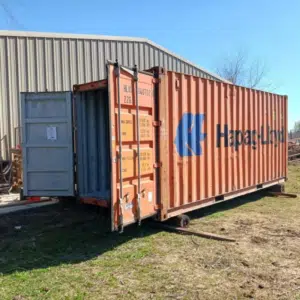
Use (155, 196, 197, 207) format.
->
(0, 165, 300, 300)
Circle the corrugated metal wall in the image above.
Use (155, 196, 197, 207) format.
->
(158, 72, 287, 218)
(21, 92, 74, 196)
(0, 32, 224, 158)
(75, 89, 111, 199)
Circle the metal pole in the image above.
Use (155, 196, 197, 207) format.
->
(115, 61, 124, 233)
(134, 65, 141, 225)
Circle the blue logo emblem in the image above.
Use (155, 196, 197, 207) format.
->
(175, 113, 207, 157)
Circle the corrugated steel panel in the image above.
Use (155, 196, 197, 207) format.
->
(75, 88, 111, 199)
(158, 71, 288, 219)
(21, 92, 74, 197)
(106, 65, 157, 231)
(73, 65, 157, 231)
(0, 31, 227, 157)
(77, 66, 287, 231)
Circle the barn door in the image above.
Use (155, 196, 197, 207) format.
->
(21, 92, 74, 197)
(108, 64, 157, 232)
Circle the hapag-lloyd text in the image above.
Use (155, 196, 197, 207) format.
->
(217, 125, 285, 151)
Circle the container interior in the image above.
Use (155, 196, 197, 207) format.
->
(75, 88, 111, 200)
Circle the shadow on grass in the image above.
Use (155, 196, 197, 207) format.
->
(187, 189, 269, 220)
(0, 202, 157, 275)
(0, 189, 268, 275)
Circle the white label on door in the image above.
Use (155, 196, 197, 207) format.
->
(148, 192, 153, 202)
(47, 126, 57, 141)
(125, 202, 133, 210)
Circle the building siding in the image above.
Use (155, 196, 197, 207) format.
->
(0, 32, 226, 157)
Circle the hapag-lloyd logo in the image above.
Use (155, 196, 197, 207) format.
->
(175, 113, 285, 157)
(174, 113, 207, 157)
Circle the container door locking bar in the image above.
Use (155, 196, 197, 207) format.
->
(133, 65, 142, 226)
(114, 61, 124, 233)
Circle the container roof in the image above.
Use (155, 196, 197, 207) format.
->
(0, 30, 229, 83)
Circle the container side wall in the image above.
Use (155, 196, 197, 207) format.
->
(160, 72, 287, 215)
(75, 89, 111, 199)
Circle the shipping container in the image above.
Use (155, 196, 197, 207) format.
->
(21, 62, 288, 232)
(156, 68, 287, 220)
(73, 65, 159, 230)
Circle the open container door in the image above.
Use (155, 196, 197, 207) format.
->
(107, 63, 158, 232)
(21, 92, 74, 197)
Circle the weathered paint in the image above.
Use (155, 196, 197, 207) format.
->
(73, 65, 287, 231)
(107, 65, 157, 231)
(157, 70, 287, 220)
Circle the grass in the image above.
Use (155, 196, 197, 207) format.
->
(1, 165, 300, 299)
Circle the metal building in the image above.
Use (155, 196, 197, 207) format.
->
(0, 30, 227, 158)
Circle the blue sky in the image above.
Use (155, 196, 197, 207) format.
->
(1, 0, 299, 129)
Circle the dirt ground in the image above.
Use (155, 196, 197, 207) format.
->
(0, 193, 20, 206)
(0, 164, 300, 300)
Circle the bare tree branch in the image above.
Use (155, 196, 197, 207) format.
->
(247, 59, 266, 88)
(217, 50, 247, 86)
(216, 51, 274, 91)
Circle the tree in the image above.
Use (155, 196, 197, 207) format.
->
(294, 121, 300, 132)
(216, 50, 272, 90)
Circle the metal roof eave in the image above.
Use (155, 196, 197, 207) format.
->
(0, 30, 230, 83)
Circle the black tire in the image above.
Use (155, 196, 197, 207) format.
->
(176, 214, 190, 228)
(268, 184, 285, 193)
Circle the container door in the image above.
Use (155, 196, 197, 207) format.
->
(21, 92, 74, 197)
(108, 64, 157, 231)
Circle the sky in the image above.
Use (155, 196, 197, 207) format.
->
(0, 0, 299, 130)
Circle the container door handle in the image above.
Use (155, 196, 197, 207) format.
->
(115, 61, 124, 233)
(134, 65, 142, 226)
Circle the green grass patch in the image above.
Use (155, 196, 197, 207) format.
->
(1, 166, 300, 299)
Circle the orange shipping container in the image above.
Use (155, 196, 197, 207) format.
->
(156, 68, 287, 220)
(74, 63, 287, 232)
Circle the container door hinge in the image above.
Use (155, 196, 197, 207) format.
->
(152, 120, 162, 127)
(152, 78, 160, 84)
(154, 204, 163, 210)
(153, 162, 162, 168)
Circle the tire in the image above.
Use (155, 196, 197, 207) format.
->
(268, 184, 285, 193)
(176, 214, 190, 228)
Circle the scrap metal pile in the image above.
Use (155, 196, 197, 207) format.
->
(0, 160, 12, 194)
(0, 145, 22, 194)
(288, 141, 300, 163)
(10, 148, 23, 193)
